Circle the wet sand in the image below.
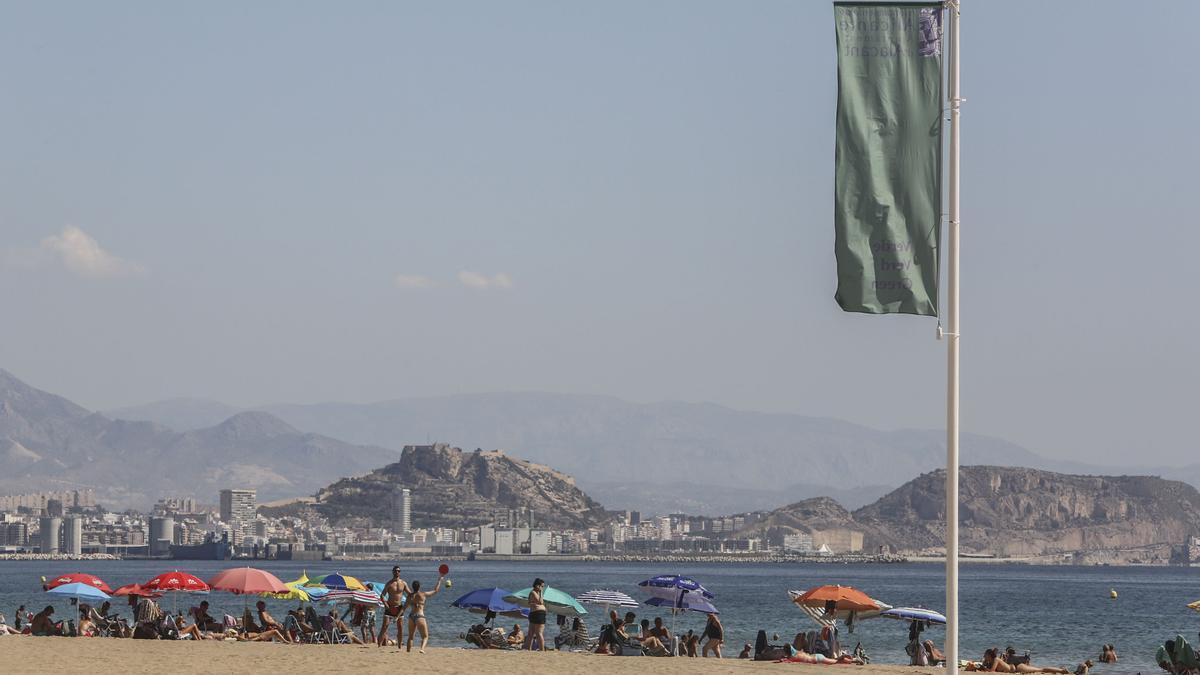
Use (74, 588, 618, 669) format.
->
(0, 637, 942, 674)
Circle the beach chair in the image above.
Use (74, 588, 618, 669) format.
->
(320, 616, 350, 644)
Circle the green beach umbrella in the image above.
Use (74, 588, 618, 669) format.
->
(504, 586, 588, 617)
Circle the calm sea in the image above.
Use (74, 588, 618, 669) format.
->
(2, 560, 1196, 672)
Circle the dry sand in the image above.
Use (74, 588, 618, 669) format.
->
(0, 637, 941, 675)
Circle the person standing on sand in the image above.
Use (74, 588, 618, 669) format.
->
(379, 565, 411, 648)
(701, 612, 724, 658)
(402, 574, 444, 653)
(525, 578, 548, 651)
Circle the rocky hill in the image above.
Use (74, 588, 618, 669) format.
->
(739, 466, 1200, 562)
(0, 370, 395, 507)
(312, 443, 611, 530)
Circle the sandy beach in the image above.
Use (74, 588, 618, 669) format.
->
(0, 638, 940, 675)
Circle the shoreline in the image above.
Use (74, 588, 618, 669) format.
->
(0, 639, 940, 675)
(3, 553, 1188, 567)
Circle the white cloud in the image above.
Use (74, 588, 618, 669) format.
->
(458, 270, 513, 290)
(40, 226, 145, 279)
(394, 274, 435, 289)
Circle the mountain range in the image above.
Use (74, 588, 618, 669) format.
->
(107, 390, 1200, 513)
(747, 466, 1200, 563)
(7, 367, 1200, 516)
(0, 370, 395, 507)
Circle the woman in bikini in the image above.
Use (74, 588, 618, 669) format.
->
(983, 647, 1070, 674)
(403, 574, 445, 653)
(526, 578, 548, 651)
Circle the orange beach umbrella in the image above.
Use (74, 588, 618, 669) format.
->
(791, 584, 880, 612)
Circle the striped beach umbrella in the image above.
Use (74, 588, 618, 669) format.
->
(575, 589, 639, 616)
(322, 589, 383, 606)
(879, 607, 946, 625)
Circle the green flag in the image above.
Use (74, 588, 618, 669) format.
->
(834, 2, 943, 316)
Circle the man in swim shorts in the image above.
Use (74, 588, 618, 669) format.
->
(378, 565, 411, 648)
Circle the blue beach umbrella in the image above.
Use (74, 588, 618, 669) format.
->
(451, 587, 529, 620)
(46, 581, 111, 603)
(637, 574, 715, 602)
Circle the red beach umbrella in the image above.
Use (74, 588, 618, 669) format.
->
(45, 573, 113, 594)
(144, 570, 210, 593)
(112, 583, 162, 598)
(207, 567, 289, 595)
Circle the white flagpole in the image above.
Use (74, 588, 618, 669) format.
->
(945, 1, 962, 674)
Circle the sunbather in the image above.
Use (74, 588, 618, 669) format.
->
(507, 623, 524, 647)
(326, 609, 366, 644)
(925, 639, 947, 665)
(636, 619, 670, 656)
(31, 606, 62, 636)
(983, 647, 1070, 673)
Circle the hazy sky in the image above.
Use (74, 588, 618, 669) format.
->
(2, 1, 1197, 467)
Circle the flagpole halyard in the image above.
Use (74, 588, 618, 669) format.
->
(945, 1, 962, 674)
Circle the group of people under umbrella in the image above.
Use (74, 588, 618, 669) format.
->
(24, 567, 444, 649)
(451, 575, 948, 661)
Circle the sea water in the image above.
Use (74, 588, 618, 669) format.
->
(2, 559, 1196, 673)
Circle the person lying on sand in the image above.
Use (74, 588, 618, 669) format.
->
(983, 647, 1070, 673)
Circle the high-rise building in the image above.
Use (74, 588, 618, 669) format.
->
(64, 516, 83, 555)
(392, 488, 411, 534)
(149, 516, 175, 556)
(1, 522, 28, 547)
(219, 489, 256, 543)
(39, 517, 61, 554)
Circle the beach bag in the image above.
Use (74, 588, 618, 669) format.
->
(223, 614, 237, 629)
